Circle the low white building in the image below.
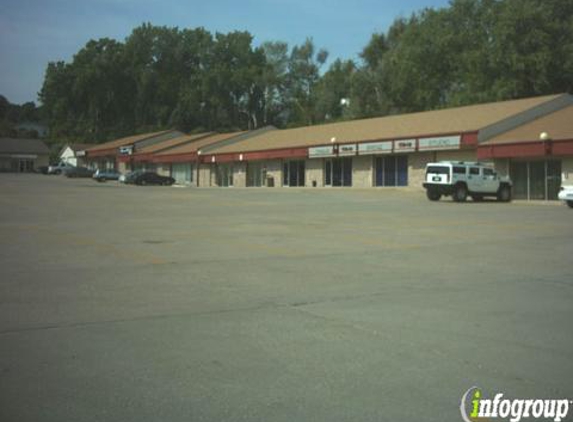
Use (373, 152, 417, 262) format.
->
(59, 144, 96, 167)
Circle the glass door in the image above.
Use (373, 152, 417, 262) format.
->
(325, 158, 352, 186)
(376, 156, 407, 187)
(247, 162, 266, 187)
(216, 164, 233, 187)
(547, 160, 562, 200)
(283, 160, 305, 186)
(510, 162, 528, 199)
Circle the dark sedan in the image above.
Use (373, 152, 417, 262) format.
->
(64, 167, 95, 178)
(134, 172, 175, 186)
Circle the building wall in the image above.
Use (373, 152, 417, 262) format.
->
(305, 158, 324, 187)
(36, 155, 49, 168)
(435, 149, 477, 162)
(233, 162, 247, 187)
(353, 155, 373, 188)
(408, 152, 434, 188)
(118, 161, 128, 174)
(198, 164, 212, 187)
(266, 159, 283, 187)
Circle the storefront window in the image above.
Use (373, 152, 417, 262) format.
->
(247, 162, 266, 187)
(171, 163, 193, 185)
(375, 156, 408, 187)
(283, 160, 305, 187)
(216, 164, 233, 187)
(324, 158, 352, 187)
(510, 160, 561, 200)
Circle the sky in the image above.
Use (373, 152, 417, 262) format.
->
(0, 0, 450, 105)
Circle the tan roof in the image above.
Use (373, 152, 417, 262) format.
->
(155, 131, 247, 156)
(135, 133, 213, 154)
(87, 130, 173, 152)
(482, 105, 573, 145)
(0, 138, 50, 154)
(208, 94, 564, 154)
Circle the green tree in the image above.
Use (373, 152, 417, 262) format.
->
(260, 41, 289, 126)
(286, 38, 328, 126)
(315, 59, 356, 122)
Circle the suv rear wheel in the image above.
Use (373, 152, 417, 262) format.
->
(453, 184, 468, 202)
(426, 190, 441, 201)
(567, 201, 573, 209)
(497, 185, 512, 202)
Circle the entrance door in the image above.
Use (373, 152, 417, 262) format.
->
(510, 162, 528, 199)
(18, 159, 34, 173)
(247, 162, 266, 187)
(510, 160, 562, 200)
(325, 158, 352, 186)
(216, 164, 233, 187)
(375, 156, 409, 186)
(547, 160, 562, 200)
(283, 160, 305, 186)
(529, 161, 546, 200)
(396, 156, 408, 186)
(171, 163, 192, 185)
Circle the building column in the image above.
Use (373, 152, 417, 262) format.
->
(352, 155, 373, 188)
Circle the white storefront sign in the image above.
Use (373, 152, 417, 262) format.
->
(418, 135, 461, 151)
(338, 143, 357, 156)
(393, 139, 416, 152)
(308, 145, 335, 158)
(357, 141, 393, 155)
(119, 145, 134, 155)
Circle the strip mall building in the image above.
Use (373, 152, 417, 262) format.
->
(85, 93, 573, 200)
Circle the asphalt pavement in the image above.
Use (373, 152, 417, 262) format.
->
(1, 174, 572, 422)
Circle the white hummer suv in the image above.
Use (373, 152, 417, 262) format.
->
(423, 161, 512, 202)
(558, 185, 573, 208)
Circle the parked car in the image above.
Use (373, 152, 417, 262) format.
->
(120, 170, 145, 184)
(134, 172, 175, 186)
(48, 162, 75, 175)
(558, 185, 573, 208)
(423, 161, 512, 202)
(93, 169, 121, 182)
(64, 166, 94, 178)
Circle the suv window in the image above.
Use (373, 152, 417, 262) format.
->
(453, 166, 466, 174)
(483, 168, 495, 176)
(469, 167, 480, 175)
(426, 166, 449, 175)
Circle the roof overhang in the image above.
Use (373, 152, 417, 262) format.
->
(477, 138, 573, 160)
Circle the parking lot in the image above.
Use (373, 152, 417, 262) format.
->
(0, 174, 572, 422)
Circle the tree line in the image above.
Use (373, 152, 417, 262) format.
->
(0, 96, 41, 138)
(35, 0, 573, 143)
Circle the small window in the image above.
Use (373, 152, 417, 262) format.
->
(483, 168, 494, 176)
(426, 166, 449, 175)
(469, 167, 480, 175)
(453, 166, 466, 174)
